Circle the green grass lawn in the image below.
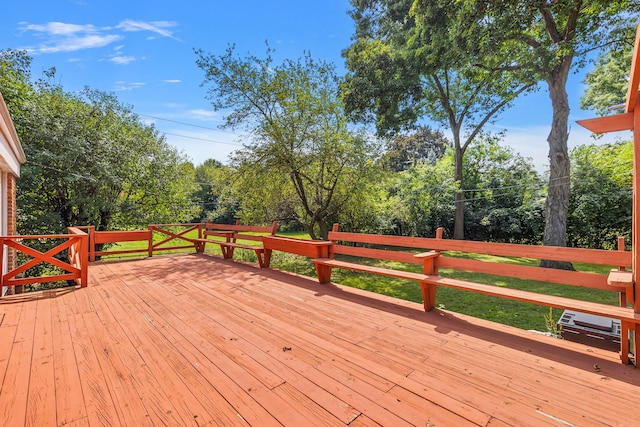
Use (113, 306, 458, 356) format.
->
(103, 227, 618, 332)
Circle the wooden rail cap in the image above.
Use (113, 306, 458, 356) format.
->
(413, 251, 440, 259)
(262, 235, 333, 258)
(607, 269, 634, 288)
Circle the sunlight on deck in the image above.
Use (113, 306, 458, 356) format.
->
(1, 254, 639, 426)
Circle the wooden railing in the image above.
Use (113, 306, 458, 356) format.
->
(0, 227, 89, 294)
(149, 223, 202, 255)
(77, 223, 204, 261)
(327, 229, 633, 305)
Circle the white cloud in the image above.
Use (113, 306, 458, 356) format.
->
(18, 19, 180, 54)
(19, 22, 122, 53)
(22, 22, 96, 36)
(499, 124, 632, 172)
(163, 79, 181, 83)
(110, 55, 136, 65)
(116, 20, 180, 41)
(113, 81, 146, 91)
(188, 109, 218, 119)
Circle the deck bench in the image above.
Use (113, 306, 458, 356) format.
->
(190, 220, 239, 253)
(262, 235, 334, 267)
(191, 220, 278, 268)
(312, 224, 640, 364)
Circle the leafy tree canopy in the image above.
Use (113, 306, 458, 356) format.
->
(569, 141, 632, 250)
(381, 125, 450, 172)
(581, 47, 633, 116)
(408, 0, 639, 261)
(195, 45, 379, 239)
(1, 49, 199, 234)
(343, 0, 536, 239)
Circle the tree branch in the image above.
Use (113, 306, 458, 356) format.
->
(539, 4, 563, 43)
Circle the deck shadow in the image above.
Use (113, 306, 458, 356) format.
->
(101, 253, 640, 385)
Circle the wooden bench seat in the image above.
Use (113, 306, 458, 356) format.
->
(191, 220, 278, 267)
(262, 235, 333, 261)
(310, 224, 639, 364)
(219, 242, 269, 267)
(217, 221, 278, 268)
(312, 258, 431, 283)
(313, 257, 640, 339)
(427, 275, 639, 323)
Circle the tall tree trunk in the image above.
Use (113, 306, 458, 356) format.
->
(541, 58, 573, 270)
(453, 145, 465, 240)
(318, 219, 329, 240)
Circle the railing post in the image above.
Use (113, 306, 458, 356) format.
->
(0, 237, 4, 291)
(80, 232, 88, 287)
(434, 227, 443, 275)
(148, 226, 153, 257)
(419, 227, 443, 312)
(88, 226, 96, 262)
(618, 236, 629, 306)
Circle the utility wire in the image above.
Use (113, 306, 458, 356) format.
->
(162, 132, 243, 147)
(25, 155, 634, 208)
(134, 113, 245, 147)
(137, 113, 238, 135)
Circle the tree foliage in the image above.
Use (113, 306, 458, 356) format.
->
(462, 135, 544, 243)
(1, 49, 199, 234)
(381, 125, 449, 172)
(0, 49, 33, 108)
(193, 159, 238, 223)
(581, 48, 633, 116)
(568, 141, 632, 250)
(195, 45, 378, 239)
(380, 155, 456, 237)
(342, 0, 535, 239)
(376, 134, 543, 242)
(409, 0, 639, 267)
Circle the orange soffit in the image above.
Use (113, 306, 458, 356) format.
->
(625, 18, 640, 113)
(576, 112, 634, 134)
(578, 19, 640, 133)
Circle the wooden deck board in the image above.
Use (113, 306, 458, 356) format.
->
(2, 253, 640, 426)
(26, 297, 56, 427)
(67, 310, 120, 426)
(0, 294, 37, 426)
(51, 297, 87, 426)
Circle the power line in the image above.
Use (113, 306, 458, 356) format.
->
(137, 113, 237, 134)
(135, 113, 246, 147)
(163, 132, 244, 147)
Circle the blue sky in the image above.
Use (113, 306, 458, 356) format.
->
(1, 0, 630, 171)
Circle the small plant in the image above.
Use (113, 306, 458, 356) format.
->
(543, 307, 562, 338)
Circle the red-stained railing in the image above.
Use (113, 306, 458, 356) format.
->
(149, 223, 202, 255)
(78, 223, 204, 261)
(0, 227, 89, 294)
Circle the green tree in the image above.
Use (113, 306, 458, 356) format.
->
(381, 125, 449, 172)
(380, 136, 543, 242)
(568, 141, 632, 250)
(342, 0, 534, 239)
(410, 0, 640, 267)
(1, 55, 199, 233)
(16, 85, 199, 232)
(382, 154, 456, 237)
(0, 49, 33, 109)
(193, 159, 238, 223)
(195, 46, 378, 239)
(581, 48, 633, 116)
(462, 135, 544, 243)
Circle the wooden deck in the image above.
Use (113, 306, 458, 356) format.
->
(1, 254, 640, 426)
